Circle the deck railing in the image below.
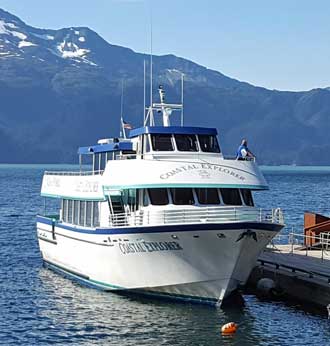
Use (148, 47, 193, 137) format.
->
(109, 207, 284, 228)
(44, 170, 104, 176)
(115, 153, 256, 162)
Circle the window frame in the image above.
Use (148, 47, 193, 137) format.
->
(170, 188, 195, 205)
(198, 134, 221, 153)
(150, 134, 175, 152)
(195, 188, 220, 205)
(240, 189, 254, 207)
(174, 134, 199, 152)
(148, 188, 169, 206)
(220, 188, 242, 206)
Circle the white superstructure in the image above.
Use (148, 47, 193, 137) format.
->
(37, 86, 284, 306)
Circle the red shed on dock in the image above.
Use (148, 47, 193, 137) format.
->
(304, 212, 330, 246)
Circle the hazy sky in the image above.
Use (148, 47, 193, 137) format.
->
(1, 0, 329, 91)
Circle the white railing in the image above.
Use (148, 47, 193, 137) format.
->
(44, 170, 104, 176)
(224, 156, 256, 162)
(115, 152, 221, 161)
(269, 231, 330, 260)
(108, 207, 284, 228)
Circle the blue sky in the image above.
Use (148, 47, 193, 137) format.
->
(1, 0, 329, 91)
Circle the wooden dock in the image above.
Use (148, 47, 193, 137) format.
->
(248, 244, 330, 310)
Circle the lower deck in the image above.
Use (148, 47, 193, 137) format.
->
(37, 216, 281, 306)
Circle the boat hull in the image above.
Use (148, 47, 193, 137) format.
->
(37, 217, 282, 305)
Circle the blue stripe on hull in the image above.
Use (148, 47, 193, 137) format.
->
(132, 289, 217, 306)
(37, 215, 282, 235)
(43, 260, 123, 290)
(43, 260, 218, 306)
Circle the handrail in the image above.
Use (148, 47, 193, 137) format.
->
(44, 170, 104, 176)
(108, 207, 284, 228)
(269, 231, 330, 260)
(115, 152, 222, 160)
(224, 156, 256, 162)
(258, 258, 330, 284)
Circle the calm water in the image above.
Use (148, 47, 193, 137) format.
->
(1, 165, 330, 345)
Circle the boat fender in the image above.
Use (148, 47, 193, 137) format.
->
(51, 218, 56, 240)
(257, 278, 275, 296)
(221, 322, 238, 334)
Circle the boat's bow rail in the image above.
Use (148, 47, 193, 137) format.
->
(224, 156, 256, 162)
(109, 207, 284, 228)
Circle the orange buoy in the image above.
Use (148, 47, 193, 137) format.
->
(221, 322, 238, 335)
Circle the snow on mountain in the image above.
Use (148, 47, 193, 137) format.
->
(0, 19, 27, 42)
(32, 33, 54, 40)
(18, 41, 36, 48)
(0, 9, 97, 66)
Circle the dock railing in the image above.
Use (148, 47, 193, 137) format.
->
(109, 207, 284, 228)
(269, 231, 330, 260)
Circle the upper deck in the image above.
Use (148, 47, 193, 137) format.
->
(40, 125, 267, 200)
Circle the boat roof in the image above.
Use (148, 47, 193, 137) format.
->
(129, 126, 218, 138)
(78, 141, 133, 155)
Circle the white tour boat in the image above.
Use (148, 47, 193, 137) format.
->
(37, 85, 284, 306)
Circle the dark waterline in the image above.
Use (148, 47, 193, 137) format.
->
(1, 165, 330, 345)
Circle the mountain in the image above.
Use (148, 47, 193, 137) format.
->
(1, 8, 330, 164)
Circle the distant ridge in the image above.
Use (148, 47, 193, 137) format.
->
(1, 8, 330, 164)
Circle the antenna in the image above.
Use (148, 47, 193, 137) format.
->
(143, 60, 146, 123)
(181, 73, 184, 126)
(149, 3, 154, 125)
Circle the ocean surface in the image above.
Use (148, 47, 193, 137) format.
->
(1, 164, 330, 345)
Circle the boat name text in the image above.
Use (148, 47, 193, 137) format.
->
(160, 163, 245, 181)
(75, 180, 99, 193)
(119, 241, 183, 255)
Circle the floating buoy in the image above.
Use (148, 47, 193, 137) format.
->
(221, 322, 238, 334)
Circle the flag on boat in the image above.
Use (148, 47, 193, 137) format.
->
(122, 120, 132, 130)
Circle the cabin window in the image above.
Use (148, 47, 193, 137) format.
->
(62, 199, 68, 221)
(128, 189, 137, 210)
(148, 188, 169, 205)
(241, 189, 254, 206)
(198, 135, 220, 153)
(73, 200, 79, 224)
(100, 153, 107, 171)
(143, 189, 149, 206)
(61, 199, 100, 227)
(195, 188, 220, 205)
(67, 200, 73, 223)
(86, 201, 92, 226)
(151, 134, 174, 151)
(79, 201, 86, 225)
(93, 154, 99, 172)
(93, 202, 100, 226)
(145, 135, 151, 153)
(170, 188, 195, 205)
(220, 188, 242, 205)
(174, 134, 198, 152)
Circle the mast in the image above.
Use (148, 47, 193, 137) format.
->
(149, 4, 154, 126)
(181, 73, 184, 126)
(152, 85, 183, 127)
(120, 80, 126, 139)
(143, 60, 146, 124)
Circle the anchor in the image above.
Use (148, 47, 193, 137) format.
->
(236, 229, 257, 242)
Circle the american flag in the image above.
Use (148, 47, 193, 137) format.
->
(122, 120, 132, 130)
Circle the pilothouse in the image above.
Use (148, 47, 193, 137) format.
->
(37, 84, 284, 306)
